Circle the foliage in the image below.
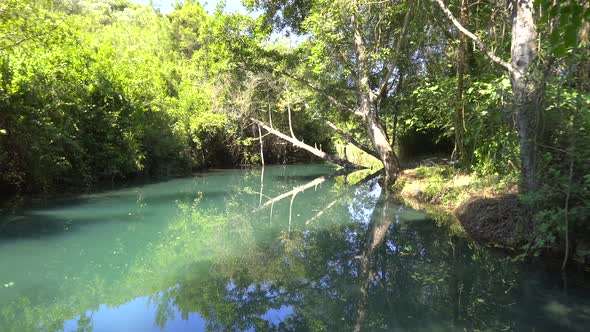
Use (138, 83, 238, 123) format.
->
(397, 164, 517, 210)
(0, 0, 331, 193)
(525, 50, 590, 259)
(0, 0, 589, 261)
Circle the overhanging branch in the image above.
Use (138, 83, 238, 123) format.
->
(251, 117, 365, 169)
(374, 0, 414, 100)
(432, 0, 518, 75)
(321, 119, 380, 160)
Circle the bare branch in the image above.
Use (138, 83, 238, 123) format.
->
(432, 0, 518, 75)
(257, 124, 265, 165)
(251, 118, 365, 169)
(321, 118, 380, 159)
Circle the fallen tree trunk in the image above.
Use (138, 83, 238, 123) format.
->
(251, 117, 365, 170)
(305, 169, 382, 225)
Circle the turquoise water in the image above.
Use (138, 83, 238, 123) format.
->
(0, 165, 589, 331)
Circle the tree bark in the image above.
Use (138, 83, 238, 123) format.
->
(510, 0, 540, 193)
(454, 0, 468, 164)
(251, 118, 364, 169)
(364, 108, 400, 186)
(352, 9, 400, 187)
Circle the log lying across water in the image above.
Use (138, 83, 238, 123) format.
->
(250, 117, 365, 170)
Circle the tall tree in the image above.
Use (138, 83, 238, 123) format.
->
(453, 0, 468, 163)
(248, 0, 415, 187)
(433, 0, 542, 193)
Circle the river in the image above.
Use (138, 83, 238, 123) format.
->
(0, 165, 589, 331)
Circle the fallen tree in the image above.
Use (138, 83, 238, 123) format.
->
(251, 117, 365, 170)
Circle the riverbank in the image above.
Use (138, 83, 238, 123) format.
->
(393, 163, 590, 270)
(393, 163, 528, 249)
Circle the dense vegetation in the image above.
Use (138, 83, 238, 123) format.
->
(0, 0, 332, 194)
(1, 0, 589, 261)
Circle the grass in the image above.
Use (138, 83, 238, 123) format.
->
(392, 164, 519, 238)
(394, 165, 517, 211)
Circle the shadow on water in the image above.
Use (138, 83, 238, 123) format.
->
(0, 213, 88, 239)
(0, 207, 167, 240)
(0, 180, 232, 240)
(0, 168, 238, 215)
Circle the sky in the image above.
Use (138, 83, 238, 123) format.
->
(126, 0, 254, 15)
(126, 0, 303, 45)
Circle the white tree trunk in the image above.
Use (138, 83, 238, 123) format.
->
(352, 9, 400, 188)
(510, 0, 540, 193)
(364, 107, 400, 187)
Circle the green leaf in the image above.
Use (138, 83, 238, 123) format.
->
(553, 43, 567, 57)
(564, 24, 578, 48)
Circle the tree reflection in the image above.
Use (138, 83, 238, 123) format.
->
(145, 172, 590, 331)
(354, 191, 395, 332)
(1, 168, 590, 331)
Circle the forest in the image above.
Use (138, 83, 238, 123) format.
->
(0, 0, 589, 264)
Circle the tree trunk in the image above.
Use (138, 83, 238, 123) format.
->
(510, 0, 540, 193)
(352, 9, 401, 188)
(364, 108, 400, 186)
(454, 0, 468, 164)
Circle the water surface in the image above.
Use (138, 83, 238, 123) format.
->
(1, 165, 589, 331)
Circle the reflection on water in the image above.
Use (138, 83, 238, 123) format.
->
(0, 165, 589, 331)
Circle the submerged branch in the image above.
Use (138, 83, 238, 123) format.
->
(253, 176, 327, 213)
(305, 169, 383, 225)
(254, 168, 382, 216)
